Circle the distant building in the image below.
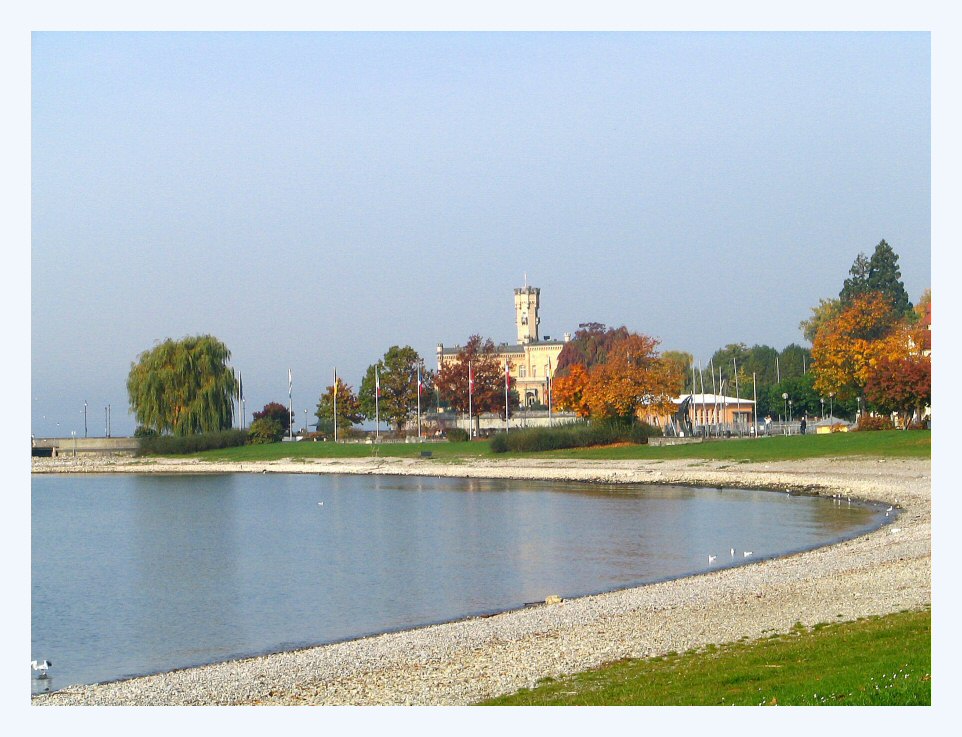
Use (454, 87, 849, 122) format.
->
(437, 283, 570, 407)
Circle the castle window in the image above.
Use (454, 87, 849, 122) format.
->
(520, 366, 526, 378)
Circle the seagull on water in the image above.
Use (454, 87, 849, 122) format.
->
(730, 547, 735, 558)
(708, 555, 716, 564)
(744, 551, 753, 558)
(31, 660, 51, 679)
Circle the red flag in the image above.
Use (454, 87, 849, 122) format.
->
(376, 367, 382, 398)
(468, 362, 474, 394)
(505, 358, 511, 389)
(418, 364, 425, 394)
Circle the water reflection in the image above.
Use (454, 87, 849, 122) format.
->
(32, 474, 886, 693)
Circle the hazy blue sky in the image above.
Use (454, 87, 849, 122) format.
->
(30, 31, 931, 437)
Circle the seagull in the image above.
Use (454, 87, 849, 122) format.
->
(886, 506, 893, 512)
(708, 555, 716, 564)
(31, 660, 51, 679)
(730, 547, 735, 558)
(744, 551, 753, 558)
(317, 501, 324, 506)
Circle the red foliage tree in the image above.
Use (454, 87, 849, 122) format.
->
(253, 401, 291, 431)
(555, 323, 630, 376)
(435, 335, 517, 420)
(864, 355, 931, 427)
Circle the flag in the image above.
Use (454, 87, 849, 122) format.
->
(504, 357, 511, 390)
(288, 368, 293, 397)
(417, 364, 425, 394)
(468, 362, 474, 394)
(376, 367, 382, 398)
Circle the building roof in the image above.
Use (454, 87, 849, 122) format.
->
(676, 393, 755, 405)
(438, 340, 567, 356)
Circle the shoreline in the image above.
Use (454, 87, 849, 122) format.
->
(31, 454, 931, 706)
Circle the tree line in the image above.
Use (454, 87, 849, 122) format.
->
(126, 239, 928, 440)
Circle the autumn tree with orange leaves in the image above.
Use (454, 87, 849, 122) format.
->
(811, 291, 900, 402)
(812, 289, 931, 418)
(551, 363, 591, 418)
(553, 333, 682, 423)
(583, 334, 683, 421)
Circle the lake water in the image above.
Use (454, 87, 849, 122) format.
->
(31, 473, 887, 693)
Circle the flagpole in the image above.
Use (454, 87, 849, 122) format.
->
(468, 361, 473, 438)
(752, 371, 758, 437)
(417, 363, 422, 440)
(333, 367, 337, 443)
(547, 358, 552, 427)
(709, 358, 717, 435)
(375, 365, 380, 443)
(699, 361, 706, 432)
(288, 369, 293, 439)
(733, 357, 740, 434)
(504, 357, 508, 434)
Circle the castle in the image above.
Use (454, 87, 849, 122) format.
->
(437, 283, 570, 407)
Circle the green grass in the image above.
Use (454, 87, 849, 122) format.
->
(536, 429, 930, 462)
(193, 439, 491, 462)
(184, 429, 928, 464)
(479, 608, 931, 706)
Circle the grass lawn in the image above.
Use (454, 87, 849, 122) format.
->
(190, 429, 929, 464)
(478, 608, 931, 706)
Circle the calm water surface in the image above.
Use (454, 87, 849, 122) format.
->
(31, 473, 887, 693)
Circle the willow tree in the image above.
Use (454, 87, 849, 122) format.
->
(127, 335, 238, 435)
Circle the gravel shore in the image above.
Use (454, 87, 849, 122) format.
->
(31, 454, 931, 706)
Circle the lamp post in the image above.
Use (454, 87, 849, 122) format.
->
(304, 408, 308, 435)
(84, 400, 88, 438)
(829, 392, 835, 419)
(782, 392, 788, 423)
(820, 397, 824, 421)
(788, 399, 793, 423)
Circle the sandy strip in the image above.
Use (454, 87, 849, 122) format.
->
(31, 454, 930, 706)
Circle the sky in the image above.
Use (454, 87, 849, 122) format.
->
(28, 30, 932, 438)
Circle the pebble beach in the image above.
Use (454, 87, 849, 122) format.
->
(30, 454, 931, 706)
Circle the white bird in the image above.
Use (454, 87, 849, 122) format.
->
(708, 555, 716, 564)
(744, 551, 753, 558)
(886, 506, 893, 512)
(317, 501, 324, 506)
(31, 660, 51, 678)
(730, 547, 735, 558)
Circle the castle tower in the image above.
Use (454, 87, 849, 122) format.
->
(514, 285, 540, 344)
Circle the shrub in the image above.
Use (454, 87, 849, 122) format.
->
(445, 428, 470, 442)
(248, 417, 284, 444)
(136, 429, 249, 455)
(856, 414, 895, 431)
(490, 420, 659, 453)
